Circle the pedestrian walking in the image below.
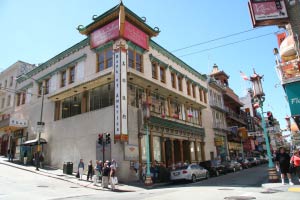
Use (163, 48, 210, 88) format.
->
(109, 163, 117, 191)
(39, 152, 44, 169)
(23, 150, 28, 165)
(7, 149, 12, 162)
(78, 159, 84, 180)
(290, 150, 300, 183)
(102, 162, 110, 188)
(87, 160, 93, 181)
(93, 160, 102, 185)
(275, 147, 294, 185)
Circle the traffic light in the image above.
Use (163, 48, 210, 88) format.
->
(98, 134, 103, 145)
(106, 133, 111, 144)
(267, 111, 274, 126)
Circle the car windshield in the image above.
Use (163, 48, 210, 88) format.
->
(174, 166, 188, 170)
(248, 158, 254, 161)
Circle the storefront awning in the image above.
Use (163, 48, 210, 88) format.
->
(22, 138, 47, 146)
(0, 117, 28, 132)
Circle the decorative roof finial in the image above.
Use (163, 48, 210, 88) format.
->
(120, 0, 123, 5)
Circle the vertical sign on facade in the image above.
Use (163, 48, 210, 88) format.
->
(114, 51, 121, 139)
(120, 48, 128, 141)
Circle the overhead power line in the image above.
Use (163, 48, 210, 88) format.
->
(172, 27, 262, 52)
(178, 31, 281, 57)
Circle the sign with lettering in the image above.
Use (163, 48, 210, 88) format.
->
(248, 0, 288, 27)
(114, 50, 121, 138)
(285, 82, 300, 116)
(90, 19, 119, 49)
(120, 49, 128, 139)
(124, 21, 149, 50)
(9, 118, 28, 127)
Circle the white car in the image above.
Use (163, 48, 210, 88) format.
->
(170, 164, 209, 182)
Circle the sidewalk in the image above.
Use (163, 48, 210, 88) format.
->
(0, 156, 143, 192)
(262, 182, 300, 193)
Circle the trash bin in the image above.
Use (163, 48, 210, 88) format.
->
(63, 162, 67, 174)
(66, 162, 73, 175)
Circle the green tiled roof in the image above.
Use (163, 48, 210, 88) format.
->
(149, 116, 205, 137)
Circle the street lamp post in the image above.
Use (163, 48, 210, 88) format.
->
(250, 70, 278, 183)
(35, 82, 45, 171)
(142, 102, 153, 186)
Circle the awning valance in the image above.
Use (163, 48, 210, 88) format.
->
(22, 138, 47, 146)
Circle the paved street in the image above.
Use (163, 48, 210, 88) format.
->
(1, 162, 299, 200)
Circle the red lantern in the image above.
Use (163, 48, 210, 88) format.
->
(161, 113, 166, 118)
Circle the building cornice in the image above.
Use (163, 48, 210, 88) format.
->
(149, 40, 207, 82)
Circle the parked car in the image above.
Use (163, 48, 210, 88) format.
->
(170, 164, 209, 182)
(247, 157, 257, 167)
(254, 157, 262, 165)
(222, 161, 242, 172)
(237, 159, 250, 169)
(199, 161, 227, 177)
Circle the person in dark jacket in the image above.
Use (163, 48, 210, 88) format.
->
(87, 160, 93, 181)
(102, 162, 110, 188)
(275, 147, 294, 185)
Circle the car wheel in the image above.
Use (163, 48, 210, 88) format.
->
(191, 174, 196, 183)
(206, 172, 209, 179)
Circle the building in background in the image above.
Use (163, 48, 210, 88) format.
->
(210, 64, 248, 160)
(206, 72, 228, 161)
(0, 61, 33, 158)
(11, 2, 210, 182)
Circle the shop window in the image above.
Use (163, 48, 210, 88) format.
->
(152, 63, 158, 79)
(178, 76, 183, 91)
(62, 94, 82, 119)
(69, 66, 75, 84)
(16, 94, 20, 106)
(171, 72, 176, 89)
(45, 79, 50, 95)
(128, 84, 145, 108)
(160, 67, 166, 83)
(89, 83, 114, 112)
(54, 101, 61, 121)
(61, 70, 66, 87)
(97, 48, 113, 72)
(153, 136, 162, 162)
(186, 81, 191, 96)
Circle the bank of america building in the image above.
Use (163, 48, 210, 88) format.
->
(12, 3, 212, 181)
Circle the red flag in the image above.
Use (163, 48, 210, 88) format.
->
(277, 32, 286, 47)
(240, 71, 249, 81)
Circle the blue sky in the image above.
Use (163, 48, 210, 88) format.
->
(0, 0, 291, 129)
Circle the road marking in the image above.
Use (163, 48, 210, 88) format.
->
(288, 187, 300, 192)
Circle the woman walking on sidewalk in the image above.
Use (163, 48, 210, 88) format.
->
(87, 160, 94, 181)
(110, 163, 117, 191)
(290, 150, 300, 183)
(102, 162, 110, 189)
(275, 147, 294, 185)
(78, 159, 84, 180)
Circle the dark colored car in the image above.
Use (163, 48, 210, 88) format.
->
(237, 159, 251, 169)
(222, 161, 243, 172)
(199, 161, 227, 177)
(247, 157, 257, 167)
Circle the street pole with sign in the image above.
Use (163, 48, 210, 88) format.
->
(142, 102, 153, 186)
(250, 70, 278, 182)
